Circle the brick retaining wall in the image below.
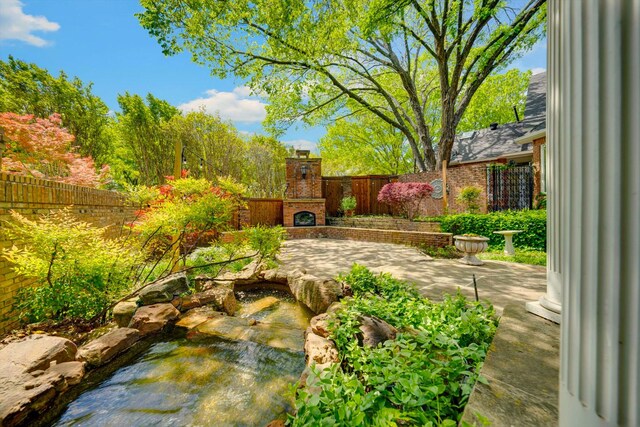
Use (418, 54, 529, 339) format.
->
(285, 226, 452, 248)
(0, 173, 136, 334)
(327, 217, 441, 232)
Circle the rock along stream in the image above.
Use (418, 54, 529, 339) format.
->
(52, 289, 313, 427)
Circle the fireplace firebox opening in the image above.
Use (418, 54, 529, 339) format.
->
(293, 211, 316, 227)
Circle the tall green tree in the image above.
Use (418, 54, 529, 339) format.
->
(320, 68, 531, 175)
(115, 93, 180, 185)
(0, 56, 111, 163)
(162, 111, 246, 182)
(319, 112, 414, 176)
(242, 135, 291, 197)
(137, 0, 545, 171)
(457, 69, 530, 132)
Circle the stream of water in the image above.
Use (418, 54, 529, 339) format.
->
(53, 290, 312, 427)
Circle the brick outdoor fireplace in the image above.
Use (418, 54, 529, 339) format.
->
(283, 150, 325, 227)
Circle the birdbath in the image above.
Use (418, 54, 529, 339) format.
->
(493, 230, 523, 255)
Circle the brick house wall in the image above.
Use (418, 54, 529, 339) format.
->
(0, 174, 136, 334)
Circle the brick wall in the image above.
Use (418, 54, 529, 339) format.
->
(327, 217, 441, 232)
(399, 162, 490, 216)
(284, 226, 452, 247)
(0, 173, 136, 334)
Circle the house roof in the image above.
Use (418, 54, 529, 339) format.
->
(450, 71, 547, 164)
(450, 122, 532, 164)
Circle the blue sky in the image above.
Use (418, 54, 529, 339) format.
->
(0, 0, 547, 152)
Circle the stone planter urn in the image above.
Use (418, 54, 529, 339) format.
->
(454, 235, 489, 266)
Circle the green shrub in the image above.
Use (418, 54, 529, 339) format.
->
(238, 225, 287, 262)
(291, 265, 497, 426)
(340, 196, 357, 212)
(2, 209, 141, 323)
(439, 210, 546, 251)
(456, 186, 482, 213)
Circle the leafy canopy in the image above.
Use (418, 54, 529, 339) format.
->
(0, 56, 112, 163)
(137, 0, 546, 171)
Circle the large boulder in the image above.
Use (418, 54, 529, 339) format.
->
(357, 316, 397, 348)
(113, 300, 139, 327)
(217, 260, 264, 286)
(260, 268, 290, 284)
(77, 328, 141, 367)
(289, 274, 342, 314)
(48, 361, 84, 386)
(0, 335, 77, 427)
(128, 303, 180, 336)
(175, 307, 224, 332)
(174, 287, 237, 315)
(304, 327, 339, 366)
(196, 288, 237, 315)
(0, 335, 77, 373)
(138, 272, 189, 305)
(0, 371, 63, 427)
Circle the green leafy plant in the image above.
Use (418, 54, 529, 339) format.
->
(340, 196, 357, 213)
(438, 210, 547, 251)
(291, 265, 497, 426)
(456, 186, 482, 213)
(2, 209, 141, 323)
(234, 225, 287, 263)
(132, 177, 242, 260)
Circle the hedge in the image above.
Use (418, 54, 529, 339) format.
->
(437, 210, 547, 251)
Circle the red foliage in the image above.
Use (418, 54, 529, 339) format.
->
(0, 112, 107, 187)
(377, 182, 434, 220)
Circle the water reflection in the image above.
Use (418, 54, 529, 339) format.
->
(54, 289, 311, 427)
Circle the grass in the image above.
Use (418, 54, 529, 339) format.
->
(419, 244, 462, 259)
(477, 248, 547, 266)
(420, 245, 547, 266)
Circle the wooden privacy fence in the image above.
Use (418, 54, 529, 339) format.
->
(322, 175, 397, 217)
(237, 198, 283, 227)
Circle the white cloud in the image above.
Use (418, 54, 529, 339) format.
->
(531, 67, 546, 75)
(0, 0, 60, 47)
(283, 139, 318, 152)
(179, 86, 267, 123)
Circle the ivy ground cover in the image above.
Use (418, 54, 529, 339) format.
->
(291, 265, 498, 426)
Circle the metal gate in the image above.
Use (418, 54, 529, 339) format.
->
(486, 164, 534, 211)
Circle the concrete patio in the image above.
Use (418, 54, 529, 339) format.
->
(280, 238, 548, 314)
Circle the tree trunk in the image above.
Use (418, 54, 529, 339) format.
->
(437, 92, 457, 170)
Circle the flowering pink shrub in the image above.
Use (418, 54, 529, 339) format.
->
(377, 182, 434, 220)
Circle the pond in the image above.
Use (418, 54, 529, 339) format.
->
(53, 289, 312, 427)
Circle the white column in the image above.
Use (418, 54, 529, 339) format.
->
(547, 0, 640, 426)
(525, 4, 563, 324)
